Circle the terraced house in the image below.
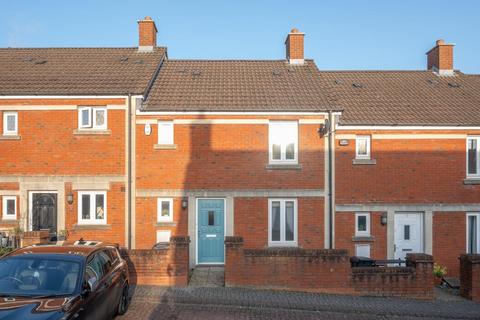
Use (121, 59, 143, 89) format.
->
(1, 17, 479, 277)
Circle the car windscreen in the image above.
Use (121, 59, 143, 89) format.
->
(0, 255, 81, 297)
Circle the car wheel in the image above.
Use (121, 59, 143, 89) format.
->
(117, 283, 130, 315)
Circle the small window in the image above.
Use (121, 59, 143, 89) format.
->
(78, 107, 107, 130)
(156, 230, 171, 243)
(355, 212, 370, 236)
(355, 135, 371, 159)
(269, 121, 298, 164)
(268, 199, 297, 246)
(78, 191, 107, 225)
(158, 121, 174, 145)
(157, 198, 173, 222)
(355, 244, 371, 258)
(404, 225, 410, 240)
(208, 211, 215, 226)
(2, 196, 17, 220)
(467, 137, 480, 177)
(3, 112, 18, 135)
(467, 213, 480, 254)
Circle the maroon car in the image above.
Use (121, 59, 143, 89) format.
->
(0, 240, 130, 320)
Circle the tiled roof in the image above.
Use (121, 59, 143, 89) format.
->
(142, 59, 332, 112)
(319, 71, 480, 126)
(0, 47, 166, 96)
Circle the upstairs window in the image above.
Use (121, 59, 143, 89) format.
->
(2, 196, 17, 220)
(355, 135, 371, 159)
(269, 121, 298, 164)
(467, 137, 480, 177)
(78, 191, 107, 225)
(3, 112, 18, 135)
(158, 121, 174, 145)
(78, 107, 107, 130)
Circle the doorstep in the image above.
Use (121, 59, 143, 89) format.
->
(189, 266, 225, 287)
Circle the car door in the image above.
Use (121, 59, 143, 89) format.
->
(78, 253, 108, 320)
(97, 249, 122, 318)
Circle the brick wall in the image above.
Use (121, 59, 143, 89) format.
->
(225, 236, 434, 299)
(121, 236, 190, 286)
(21, 230, 50, 247)
(459, 254, 480, 302)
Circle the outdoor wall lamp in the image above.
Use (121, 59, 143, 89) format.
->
(67, 193, 74, 205)
(182, 198, 188, 209)
(380, 212, 387, 225)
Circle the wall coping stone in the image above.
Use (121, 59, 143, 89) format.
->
(244, 247, 349, 258)
(459, 254, 480, 264)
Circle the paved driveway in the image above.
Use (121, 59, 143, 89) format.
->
(118, 285, 480, 320)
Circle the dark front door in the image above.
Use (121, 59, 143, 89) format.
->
(32, 193, 57, 238)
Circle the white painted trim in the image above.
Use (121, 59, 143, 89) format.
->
(467, 137, 480, 178)
(77, 191, 107, 225)
(2, 196, 17, 220)
(0, 105, 126, 111)
(195, 198, 227, 265)
(268, 121, 298, 165)
(268, 198, 298, 247)
(355, 212, 370, 236)
(0, 95, 129, 99)
(137, 110, 341, 116)
(355, 243, 371, 258)
(3, 111, 18, 135)
(393, 212, 424, 259)
(78, 107, 92, 128)
(28, 191, 58, 231)
(157, 198, 173, 223)
(337, 125, 480, 130)
(137, 118, 325, 125)
(466, 212, 480, 254)
(337, 134, 468, 140)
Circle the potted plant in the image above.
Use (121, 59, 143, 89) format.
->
(433, 263, 447, 286)
(58, 229, 69, 241)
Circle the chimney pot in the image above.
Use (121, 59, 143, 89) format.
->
(285, 28, 305, 65)
(426, 39, 454, 76)
(138, 16, 157, 52)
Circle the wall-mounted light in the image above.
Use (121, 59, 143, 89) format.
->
(380, 212, 387, 226)
(67, 193, 74, 205)
(181, 198, 188, 209)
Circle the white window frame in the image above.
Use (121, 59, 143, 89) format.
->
(466, 212, 480, 254)
(355, 135, 371, 159)
(268, 121, 298, 164)
(268, 198, 298, 247)
(156, 230, 171, 243)
(355, 212, 371, 236)
(355, 243, 371, 258)
(2, 196, 17, 220)
(78, 107, 107, 130)
(157, 198, 173, 222)
(466, 137, 480, 178)
(77, 191, 107, 225)
(157, 121, 174, 145)
(3, 112, 18, 136)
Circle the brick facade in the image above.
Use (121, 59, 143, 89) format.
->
(459, 254, 480, 302)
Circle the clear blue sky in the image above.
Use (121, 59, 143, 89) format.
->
(1, 0, 479, 73)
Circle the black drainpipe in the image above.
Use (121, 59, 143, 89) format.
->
(327, 110, 334, 249)
(127, 93, 132, 249)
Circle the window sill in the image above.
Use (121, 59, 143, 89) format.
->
(0, 135, 21, 140)
(352, 236, 374, 242)
(352, 159, 377, 165)
(154, 144, 177, 150)
(73, 224, 111, 230)
(464, 178, 480, 185)
(156, 221, 176, 227)
(73, 129, 111, 135)
(266, 164, 302, 170)
(0, 219, 18, 224)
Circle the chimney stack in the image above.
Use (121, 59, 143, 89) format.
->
(426, 39, 454, 76)
(285, 28, 305, 65)
(138, 16, 157, 52)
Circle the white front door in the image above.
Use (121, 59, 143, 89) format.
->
(394, 212, 423, 260)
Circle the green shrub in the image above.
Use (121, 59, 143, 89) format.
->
(433, 263, 447, 278)
(0, 247, 14, 257)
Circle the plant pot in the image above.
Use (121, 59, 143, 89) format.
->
(434, 276, 443, 286)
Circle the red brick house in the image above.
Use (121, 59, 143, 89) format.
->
(1, 17, 479, 276)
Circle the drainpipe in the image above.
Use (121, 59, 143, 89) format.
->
(127, 93, 132, 249)
(327, 110, 334, 249)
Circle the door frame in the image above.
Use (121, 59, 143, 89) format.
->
(393, 211, 424, 259)
(195, 197, 226, 265)
(28, 191, 58, 232)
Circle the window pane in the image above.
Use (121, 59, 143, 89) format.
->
(286, 143, 295, 160)
(95, 194, 105, 220)
(468, 216, 477, 254)
(6, 115, 16, 131)
(6, 199, 15, 215)
(285, 201, 294, 241)
(404, 225, 410, 240)
(82, 195, 90, 219)
(357, 216, 367, 232)
(158, 122, 173, 144)
(271, 202, 281, 241)
(357, 139, 367, 155)
(95, 109, 105, 127)
(161, 201, 170, 217)
(468, 139, 477, 175)
(272, 144, 281, 160)
(81, 109, 90, 126)
(208, 211, 215, 226)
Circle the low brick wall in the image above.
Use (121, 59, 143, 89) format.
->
(21, 230, 50, 247)
(121, 236, 190, 286)
(459, 254, 480, 302)
(225, 236, 434, 299)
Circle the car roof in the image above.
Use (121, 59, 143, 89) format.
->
(6, 240, 119, 258)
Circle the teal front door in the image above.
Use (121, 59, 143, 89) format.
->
(198, 199, 225, 264)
